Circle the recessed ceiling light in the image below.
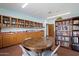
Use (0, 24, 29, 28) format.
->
(47, 12, 70, 19)
(22, 3, 28, 8)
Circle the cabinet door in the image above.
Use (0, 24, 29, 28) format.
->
(0, 33, 2, 48)
(11, 18, 17, 28)
(3, 33, 10, 47)
(8, 33, 15, 45)
(2, 33, 14, 47)
(2, 16, 11, 28)
(0, 16, 1, 28)
(15, 32, 24, 44)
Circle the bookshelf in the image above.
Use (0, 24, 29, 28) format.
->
(55, 16, 79, 51)
(55, 20, 72, 48)
(0, 15, 43, 29)
(72, 17, 79, 51)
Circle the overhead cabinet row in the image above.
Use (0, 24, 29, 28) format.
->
(0, 15, 43, 28)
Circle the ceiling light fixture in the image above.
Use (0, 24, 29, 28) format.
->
(22, 3, 28, 8)
(47, 12, 70, 19)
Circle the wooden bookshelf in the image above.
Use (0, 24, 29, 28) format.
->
(55, 16, 79, 51)
(71, 18, 79, 51)
(55, 18, 72, 49)
(0, 15, 43, 28)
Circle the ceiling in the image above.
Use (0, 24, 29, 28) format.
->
(0, 3, 79, 19)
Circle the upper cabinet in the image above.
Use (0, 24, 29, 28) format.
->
(0, 16, 1, 28)
(11, 18, 18, 28)
(2, 16, 11, 28)
(0, 15, 43, 28)
(18, 19, 25, 28)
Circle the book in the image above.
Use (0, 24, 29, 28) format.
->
(73, 20, 79, 24)
(64, 37, 70, 41)
(73, 37, 78, 43)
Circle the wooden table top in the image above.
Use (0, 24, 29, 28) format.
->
(22, 37, 53, 52)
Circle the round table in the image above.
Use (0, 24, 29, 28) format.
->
(22, 37, 53, 56)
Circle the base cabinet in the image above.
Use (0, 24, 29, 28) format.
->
(0, 31, 44, 48)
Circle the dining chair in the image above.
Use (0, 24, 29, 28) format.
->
(19, 45, 30, 56)
(42, 41, 60, 56)
(25, 50, 38, 56)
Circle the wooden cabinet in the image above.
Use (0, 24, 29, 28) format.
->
(0, 33, 2, 48)
(2, 16, 11, 28)
(0, 16, 1, 28)
(25, 20, 29, 28)
(0, 15, 43, 28)
(2, 32, 14, 47)
(18, 19, 25, 28)
(0, 14, 44, 48)
(11, 18, 18, 28)
(0, 31, 44, 48)
(15, 32, 25, 44)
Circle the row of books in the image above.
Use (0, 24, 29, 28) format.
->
(73, 26, 79, 30)
(56, 20, 79, 25)
(73, 31, 79, 36)
(56, 21, 72, 26)
(56, 37, 79, 45)
(72, 37, 79, 43)
(73, 20, 79, 24)
(56, 25, 72, 31)
(56, 36, 70, 41)
(56, 31, 72, 36)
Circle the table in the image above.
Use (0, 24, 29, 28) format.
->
(22, 37, 53, 56)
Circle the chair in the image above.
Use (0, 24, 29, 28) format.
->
(19, 45, 30, 56)
(25, 50, 38, 56)
(42, 41, 60, 56)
